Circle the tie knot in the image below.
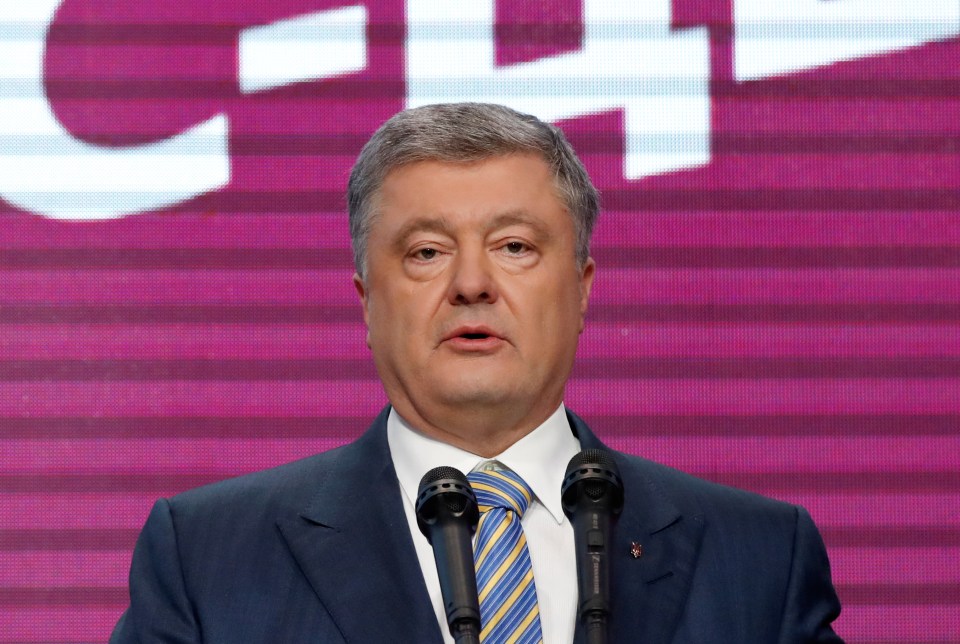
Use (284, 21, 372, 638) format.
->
(467, 469, 533, 516)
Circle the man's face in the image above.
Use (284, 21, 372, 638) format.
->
(354, 153, 595, 440)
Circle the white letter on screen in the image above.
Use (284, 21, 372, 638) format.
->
(0, 0, 230, 220)
(405, 0, 711, 180)
(734, 0, 960, 81)
(238, 6, 368, 94)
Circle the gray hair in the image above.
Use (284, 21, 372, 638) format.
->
(347, 102, 600, 277)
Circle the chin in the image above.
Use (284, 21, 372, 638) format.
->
(432, 381, 519, 408)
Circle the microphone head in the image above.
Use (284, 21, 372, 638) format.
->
(415, 466, 479, 541)
(561, 449, 624, 517)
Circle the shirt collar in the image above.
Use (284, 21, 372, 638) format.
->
(387, 404, 581, 525)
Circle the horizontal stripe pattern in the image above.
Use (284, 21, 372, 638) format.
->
(5, 133, 960, 156)
(3, 268, 959, 303)
(28, 77, 960, 100)
(5, 414, 955, 439)
(4, 323, 960, 359)
(2, 379, 960, 415)
(6, 546, 955, 589)
(0, 607, 933, 644)
(3, 493, 957, 530)
(6, 583, 960, 608)
(2, 7, 959, 644)
(3, 303, 960, 323)
(1, 324, 960, 360)
(3, 437, 958, 474)
(2, 381, 960, 422)
(4, 525, 956, 551)
(2, 356, 960, 380)
(3, 212, 960, 247)
(2, 188, 960, 213)
(2, 246, 960, 268)
(24, 21, 960, 46)
(3, 471, 956, 494)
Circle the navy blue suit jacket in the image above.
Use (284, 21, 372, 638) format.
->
(111, 408, 842, 642)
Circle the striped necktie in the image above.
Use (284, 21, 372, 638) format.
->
(467, 468, 544, 644)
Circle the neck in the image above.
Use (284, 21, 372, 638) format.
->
(390, 398, 560, 457)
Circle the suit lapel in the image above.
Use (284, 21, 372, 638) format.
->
(570, 412, 705, 644)
(276, 410, 444, 643)
(273, 408, 703, 643)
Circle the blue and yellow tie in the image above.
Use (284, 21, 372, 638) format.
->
(467, 469, 544, 644)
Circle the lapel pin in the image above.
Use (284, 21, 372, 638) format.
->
(630, 542, 643, 559)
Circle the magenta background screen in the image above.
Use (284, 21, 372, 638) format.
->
(2, 1, 959, 642)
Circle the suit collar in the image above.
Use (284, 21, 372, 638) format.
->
(275, 408, 704, 643)
(388, 404, 579, 525)
(568, 411, 705, 644)
(277, 408, 444, 643)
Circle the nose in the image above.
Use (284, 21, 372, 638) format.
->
(446, 248, 499, 305)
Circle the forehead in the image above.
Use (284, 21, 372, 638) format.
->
(370, 154, 568, 233)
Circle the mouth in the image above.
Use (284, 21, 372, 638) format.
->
(441, 326, 505, 351)
(460, 332, 492, 340)
(443, 325, 499, 341)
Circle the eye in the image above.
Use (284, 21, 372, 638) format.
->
(503, 241, 528, 255)
(414, 247, 439, 261)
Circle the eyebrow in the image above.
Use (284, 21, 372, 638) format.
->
(390, 210, 554, 254)
(391, 217, 453, 254)
(484, 211, 551, 239)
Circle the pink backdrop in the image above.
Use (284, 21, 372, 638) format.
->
(2, 1, 959, 641)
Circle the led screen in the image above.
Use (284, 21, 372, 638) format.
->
(2, 1, 959, 641)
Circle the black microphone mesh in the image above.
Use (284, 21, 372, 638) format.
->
(444, 494, 467, 513)
(562, 448, 624, 505)
(568, 448, 617, 471)
(418, 466, 472, 513)
(584, 479, 605, 500)
(419, 465, 468, 488)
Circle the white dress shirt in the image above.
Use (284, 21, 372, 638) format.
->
(387, 405, 581, 644)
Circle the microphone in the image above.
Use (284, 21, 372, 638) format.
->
(561, 449, 625, 644)
(416, 466, 482, 644)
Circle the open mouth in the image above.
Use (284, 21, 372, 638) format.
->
(443, 327, 502, 350)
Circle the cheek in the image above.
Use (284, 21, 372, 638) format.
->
(551, 288, 589, 341)
(368, 294, 427, 351)
(363, 297, 398, 351)
(542, 279, 585, 316)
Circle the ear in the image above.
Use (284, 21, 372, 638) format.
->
(577, 257, 596, 333)
(352, 272, 372, 347)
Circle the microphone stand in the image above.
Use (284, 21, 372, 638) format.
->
(562, 449, 625, 644)
(416, 467, 482, 644)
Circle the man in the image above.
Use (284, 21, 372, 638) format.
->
(112, 103, 842, 642)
